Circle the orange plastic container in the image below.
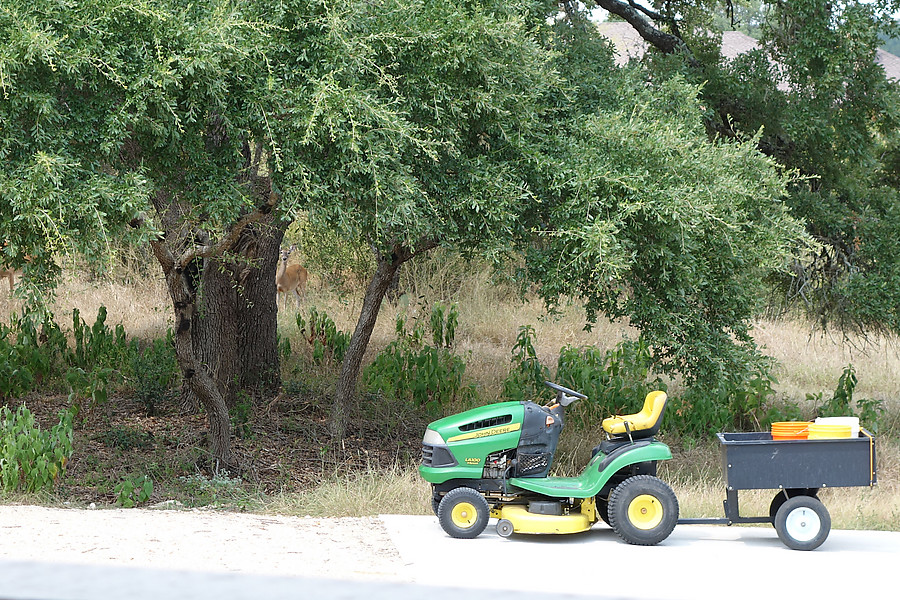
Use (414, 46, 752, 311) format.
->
(771, 421, 810, 440)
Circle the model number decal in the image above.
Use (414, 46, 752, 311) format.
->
(465, 457, 481, 465)
(448, 423, 521, 442)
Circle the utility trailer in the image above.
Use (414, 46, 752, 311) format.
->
(677, 430, 877, 550)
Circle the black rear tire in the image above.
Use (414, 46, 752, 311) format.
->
(437, 487, 490, 539)
(608, 475, 678, 546)
(597, 497, 611, 526)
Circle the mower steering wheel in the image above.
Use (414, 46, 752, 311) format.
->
(544, 381, 587, 406)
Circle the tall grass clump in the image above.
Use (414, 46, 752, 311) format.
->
(269, 464, 431, 517)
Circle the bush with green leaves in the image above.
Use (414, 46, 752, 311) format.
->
(502, 325, 550, 403)
(501, 326, 807, 438)
(1, 405, 74, 492)
(65, 365, 114, 413)
(114, 474, 153, 508)
(809, 364, 885, 433)
(364, 303, 476, 415)
(0, 306, 179, 418)
(70, 306, 131, 370)
(665, 362, 784, 439)
(555, 339, 665, 428)
(297, 308, 351, 366)
(126, 331, 178, 416)
(0, 314, 68, 401)
(65, 307, 135, 413)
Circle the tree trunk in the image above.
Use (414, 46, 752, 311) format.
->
(149, 238, 237, 472)
(333, 240, 437, 438)
(333, 249, 406, 438)
(193, 221, 286, 408)
(143, 173, 281, 471)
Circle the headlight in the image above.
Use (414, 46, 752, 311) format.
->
(423, 428, 444, 445)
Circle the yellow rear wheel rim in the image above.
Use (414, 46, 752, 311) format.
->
(451, 502, 478, 528)
(628, 494, 663, 530)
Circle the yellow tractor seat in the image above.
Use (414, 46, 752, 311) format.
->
(602, 391, 668, 440)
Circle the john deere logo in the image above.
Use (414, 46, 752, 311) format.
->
(465, 457, 481, 465)
(447, 423, 521, 442)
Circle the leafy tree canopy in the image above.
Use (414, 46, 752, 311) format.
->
(590, 0, 900, 337)
(271, 0, 556, 261)
(526, 22, 802, 384)
(2, 0, 818, 426)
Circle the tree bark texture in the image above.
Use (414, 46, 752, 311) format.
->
(333, 253, 402, 438)
(144, 172, 281, 470)
(148, 236, 237, 472)
(193, 219, 286, 408)
(333, 240, 438, 438)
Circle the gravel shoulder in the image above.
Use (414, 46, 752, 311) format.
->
(0, 505, 405, 582)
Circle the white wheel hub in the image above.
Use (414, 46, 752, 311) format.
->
(784, 506, 821, 542)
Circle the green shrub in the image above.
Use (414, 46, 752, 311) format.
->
(70, 306, 131, 370)
(0, 405, 75, 492)
(297, 307, 351, 366)
(126, 331, 178, 416)
(555, 339, 664, 428)
(364, 304, 476, 415)
(503, 329, 663, 427)
(811, 364, 884, 432)
(65, 365, 114, 410)
(429, 301, 458, 348)
(502, 325, 549, 403)
(115, 474, 153, 507)
(668, 385, 735, 439)
(0, 315, 67, 401)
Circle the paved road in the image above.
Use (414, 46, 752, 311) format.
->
(2, 515, 898, 600)
(381, 516, 900, 600)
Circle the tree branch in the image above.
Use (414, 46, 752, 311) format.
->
(178, 190, 279, 270)
(628, 0, 667, 23)
(595, 0, 699, 68)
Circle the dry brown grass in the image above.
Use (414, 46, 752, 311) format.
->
(1, 266, 172, 340)
(754, 319, 900, 412)
(267, 463, 433, 518)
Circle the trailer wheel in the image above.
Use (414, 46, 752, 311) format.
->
(774, 495, 831, 551)
(608, 475, 679, 546)
(437, 487, 490, 539)
(768, 488, 818, 521)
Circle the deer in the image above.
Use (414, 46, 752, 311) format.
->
(276, 244, 308, 309)
(1, 247, 29, 293)
(1, 265, 19, 293)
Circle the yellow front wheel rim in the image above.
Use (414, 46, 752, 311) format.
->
(628, 494, 664, 530)
(451, 502, 478, 528)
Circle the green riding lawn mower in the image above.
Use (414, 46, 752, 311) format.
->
(419, 381, 678, 546)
